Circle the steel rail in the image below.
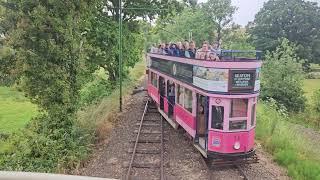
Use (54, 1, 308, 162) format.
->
(126, 100, 149, 179)
(160, 116, 164, 180)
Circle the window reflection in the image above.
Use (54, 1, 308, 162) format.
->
(211, 106, 224, 130)
(230, 99, 248, 117)
(229, 120, 247, 130)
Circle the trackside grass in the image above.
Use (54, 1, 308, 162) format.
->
(77, 60, 146, 139)
(0, 87, 37, 134)
(256, 102, 320, 180)
(303, 79, 320, 100)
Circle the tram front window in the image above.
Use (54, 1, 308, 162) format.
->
(229, 120, 247, 130)
(230, 99, 248, 117)
(211, 106, 224, 130)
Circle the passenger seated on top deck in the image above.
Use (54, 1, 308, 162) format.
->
(183, 41, 191, 58)
(211, 41, 221, 56)
(170, 43, 181, 57)
(176, 42, 184, 57)
(150, 43, 158, 53)
(196, 41, 211, 60)
(208, 52, 220, 61)
(188, 41, 197, 58)
(158, 43, 166, 54)
(165, 43, 173, 55)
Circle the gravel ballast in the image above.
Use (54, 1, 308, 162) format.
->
(74, 91, 289, 180)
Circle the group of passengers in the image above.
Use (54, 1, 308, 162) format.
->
(150, 40, 221, 61)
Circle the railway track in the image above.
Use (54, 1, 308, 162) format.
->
(124, 100, 168, 180)
(201, 156, 250, 180)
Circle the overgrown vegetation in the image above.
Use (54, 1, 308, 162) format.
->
(0, 0, 183, 172)
(260, 39, 306, 112)
(256, 101, 320, 180)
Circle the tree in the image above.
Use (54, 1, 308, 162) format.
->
(155, 7, 216, 46)
(222, 25, 254, 50)
(0, 0, 99, 171)
(261, 38, 306, 112)
(86, 13, 144, 84)
(249, 0, 320, 65)
(202, 0, 237, 47)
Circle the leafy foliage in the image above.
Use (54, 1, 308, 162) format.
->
(222, 26, 254, 50)
(0, 0, 181, 172)
(202, 0, 236, 46)
(249, 0, 320, 65)
(86, 11, 144, 83)
(261, 39, 306, 112)
(155, 7, 216, 46)
(0, 0, 98, 171)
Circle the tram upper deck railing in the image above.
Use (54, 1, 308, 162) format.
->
(148, 49, 262, 62)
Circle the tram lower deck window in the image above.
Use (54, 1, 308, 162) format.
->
(229, 120, 247, 130)
(211, 106, 224, 130)
(151, 72, 158, 87)
(230, 99, 248, 117)
(184, 88, 193, 113)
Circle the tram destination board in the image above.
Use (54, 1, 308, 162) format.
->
(150, 57, 193, 83)
(229, 70, 256, 92)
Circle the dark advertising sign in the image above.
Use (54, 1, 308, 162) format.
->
(229, 70, 256, 92)
(150, 57, 193, 83)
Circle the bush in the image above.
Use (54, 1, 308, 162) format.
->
(256, 102, 320, 180)
(0, 114, 93, 172)
(261, 38, 306, 112)
(79, 68, 115, 106)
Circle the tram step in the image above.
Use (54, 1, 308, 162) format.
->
(134, 130, 161, 134)
(128, 148, 161, 154)
(122, 161, 160, 168)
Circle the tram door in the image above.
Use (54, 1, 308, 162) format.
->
(167, 80, 175, 118)
(159, 76, 166, 110)
(196, 94, 208, 149)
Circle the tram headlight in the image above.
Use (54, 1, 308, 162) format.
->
(233, 142, 241, 150)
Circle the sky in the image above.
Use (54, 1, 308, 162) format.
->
(198, 0, 320, 26)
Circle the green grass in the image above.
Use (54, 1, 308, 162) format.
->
(256, 102, 320, 180)
(77, 60, 146, 134)
(0, 87, 37, 134)
(303, 79, 320, 100)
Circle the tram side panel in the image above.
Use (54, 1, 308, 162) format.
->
(174, 104, 196, 137)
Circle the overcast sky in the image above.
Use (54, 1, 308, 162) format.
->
(198, 0, 320, 26)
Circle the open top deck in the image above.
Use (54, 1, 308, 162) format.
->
(147, 52, 262, 95)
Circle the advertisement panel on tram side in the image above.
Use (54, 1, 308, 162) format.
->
(193, 66, 229, 92)
(150, 57, 261, 93)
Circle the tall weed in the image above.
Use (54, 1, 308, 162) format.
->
(256, 102, 320, 180)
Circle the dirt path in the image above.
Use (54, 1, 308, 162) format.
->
(72, 91, 289, 180)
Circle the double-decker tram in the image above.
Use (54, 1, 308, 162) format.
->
(146, 50, 262, 164)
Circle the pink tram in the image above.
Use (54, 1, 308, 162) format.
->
(146, 50, 262, 161)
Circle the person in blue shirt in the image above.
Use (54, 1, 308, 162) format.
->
(165, 43, 173, 55)
(170, 43, 180, 56)
(188, 41, 197, 58)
